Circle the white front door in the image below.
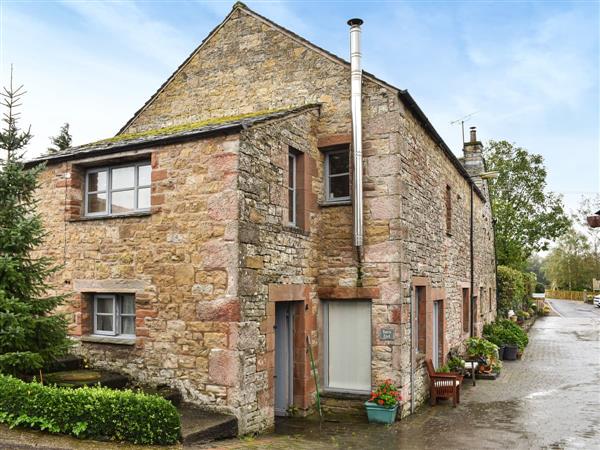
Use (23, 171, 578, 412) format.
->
(326, 301, 371, 392)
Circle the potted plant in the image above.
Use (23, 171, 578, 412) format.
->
(365, 379, 402, 424)
(447, 356, 465, 375)
(466, 337, 499, 372)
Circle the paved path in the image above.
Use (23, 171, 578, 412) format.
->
(200, 299, 600, 450)
(0, 299, 598, 450)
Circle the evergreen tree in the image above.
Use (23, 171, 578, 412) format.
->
(47, 122, 72, 154)
(0, 69, 71, 375)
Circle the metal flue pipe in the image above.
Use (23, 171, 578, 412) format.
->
(348, 18, 364, 249)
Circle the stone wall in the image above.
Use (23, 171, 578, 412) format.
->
(397, 105, 496, 406)
(236, 109, 320, 432)
(35, 132, 251, 421)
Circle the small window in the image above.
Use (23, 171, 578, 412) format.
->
(93, 294, 136, 336)
(325, 149, 350, 203)
(480, 287, 485, 316)
(462, 288, 470, 333)
(288, 151, 297, 225)
(445, 185, 452, 235)
(85, 162, 151, 216)
(415, 286, 426, 353)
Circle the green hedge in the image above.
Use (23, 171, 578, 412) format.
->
(483, 319, 529, 351)
(0, 374, 180, 444)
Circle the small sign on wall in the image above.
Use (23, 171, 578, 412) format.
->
(379, 328, 395, 341)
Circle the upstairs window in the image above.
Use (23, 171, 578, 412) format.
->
(324, 148, 350, 203)
(85, 162, 151, 216)
(445, 185, 452, 235)
(288, 151, 297, 226)
(462, 288, 470, 333)
(93, 294, 136, 336)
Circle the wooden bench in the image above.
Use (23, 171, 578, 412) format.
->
(425, 359, 463, 407)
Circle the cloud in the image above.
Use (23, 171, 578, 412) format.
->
(59, 1, 189, 69)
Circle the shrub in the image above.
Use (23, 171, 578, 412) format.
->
(497, 266, 525, 315)
(483, 319, 529, 351)
(466, 337, 498, 360)
(447, 356, 465, 373)
(0, 374, 180, 444)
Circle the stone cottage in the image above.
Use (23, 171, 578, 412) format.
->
(29, 2, 496, 434)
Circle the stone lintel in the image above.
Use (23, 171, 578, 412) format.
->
(317, 134, 351, 149)
(268, 284, 307, 302)
(317, 286, 380, 300)
(73, 279, 150, 293)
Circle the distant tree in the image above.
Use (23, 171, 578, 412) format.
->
(572, 195, 600, 282)
(526, 253, 549, 286)
(47, 122, 72, 154)
(484, 140, 570, 270)
(0, 69, 71, 375)
(542, 228, 595, 291)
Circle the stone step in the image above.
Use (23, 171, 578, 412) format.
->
(320, 394, 368, 421)
(179, 404, 238, 445)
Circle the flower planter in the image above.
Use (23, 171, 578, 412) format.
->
(503, 345, 518, 360)
(364, 401, 398, 424)
(497, 345, 505, 360)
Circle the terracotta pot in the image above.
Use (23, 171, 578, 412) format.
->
(587, 215, 600, 228)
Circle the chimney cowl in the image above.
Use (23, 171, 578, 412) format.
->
(347, 18, 363, 26)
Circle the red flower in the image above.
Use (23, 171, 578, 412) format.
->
(378, 399, 384, 405)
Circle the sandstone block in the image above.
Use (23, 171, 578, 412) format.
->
(196, 297, 241, 322)
(208, 349, 240, 386)
(174, 264, 195, 285)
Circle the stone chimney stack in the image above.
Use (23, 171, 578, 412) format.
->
(463, 126, 486, 188)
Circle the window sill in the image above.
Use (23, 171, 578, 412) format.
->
(282, 225, 310, 236)
(81, 335, 136, 345)
(319, 200, 352, 208)
(321, 390, 370, 401)
(70, 211, 152, 222)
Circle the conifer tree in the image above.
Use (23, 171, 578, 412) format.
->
(47, 122, 72, 154)
(0, 68, 71, 375)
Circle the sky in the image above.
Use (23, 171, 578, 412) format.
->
(0, 0, 598, 214)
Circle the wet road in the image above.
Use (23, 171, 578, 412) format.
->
(547, 297, 600, 319)
(204, 299, 600, 450)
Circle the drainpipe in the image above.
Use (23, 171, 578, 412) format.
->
(470, 182, 475, 338)
(348, 18, 364, 256)
(409, 285, 415, 413)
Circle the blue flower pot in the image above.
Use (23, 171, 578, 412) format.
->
(364, 401, 398, 424)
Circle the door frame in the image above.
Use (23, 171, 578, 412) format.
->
(274, 302, 295, 416)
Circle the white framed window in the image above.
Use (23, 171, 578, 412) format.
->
(288, 151, 297, 226)
(323, 301, 371, 393)
(85, 162, 151, 216)
(93, 294, 136, 337)
(324, 149, 350, 203)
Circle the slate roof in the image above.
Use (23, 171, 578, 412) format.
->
(27, 104, 320, 166)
